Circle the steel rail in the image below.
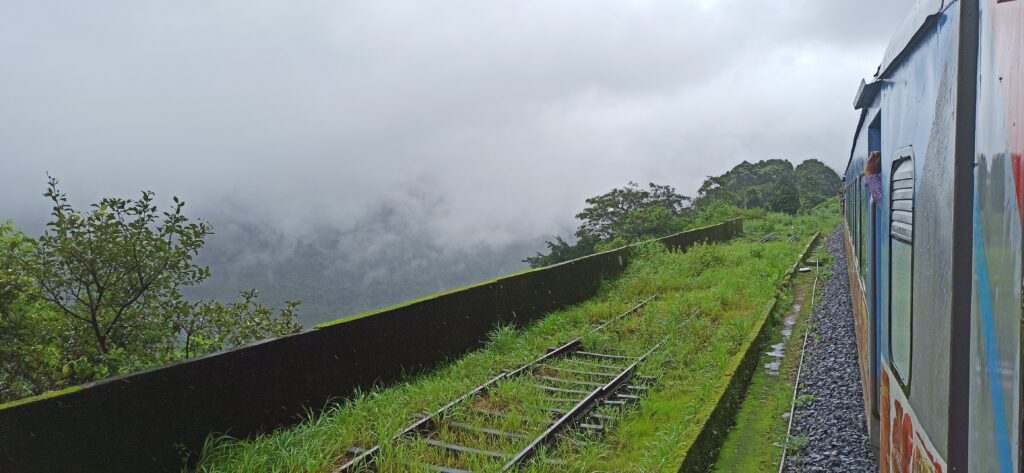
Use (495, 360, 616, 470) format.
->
(778, 247, 821, 473)
(500, 363, 638, 470)
(332, 341, 578, 473)
(333, 295, 657, 473)
(587, 295, 658, 334)
(500, 327, 679, 470)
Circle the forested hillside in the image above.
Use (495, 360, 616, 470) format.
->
(694, 158, 839, 213)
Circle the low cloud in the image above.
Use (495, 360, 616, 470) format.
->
(0, 0, 910, 321)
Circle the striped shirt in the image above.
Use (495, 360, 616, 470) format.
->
(865, 174, 882, 204)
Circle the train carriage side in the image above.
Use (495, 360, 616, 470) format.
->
(847, 1, 963, 471)
(847, 1, 1024, 471)
(970, 0, 1023, 472)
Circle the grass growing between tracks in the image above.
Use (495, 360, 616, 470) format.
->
(546, 244, 811, 471)
(193, 211, 835, 473)
(708, 261, 826, 472)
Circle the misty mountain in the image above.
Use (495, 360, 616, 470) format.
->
(186, 206, 546, 327)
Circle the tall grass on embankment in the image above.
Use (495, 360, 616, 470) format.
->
(193, 210, 837, 472)
(709, 248, 832, 473)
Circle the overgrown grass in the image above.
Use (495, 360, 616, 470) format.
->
(708, 234, 837, 473)
(709, 271, 814, 473)
(193, 212, 835, 472)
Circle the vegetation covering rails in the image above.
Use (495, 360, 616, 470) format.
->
(194, 207, 837, 472)
(710, 256, 829, 472)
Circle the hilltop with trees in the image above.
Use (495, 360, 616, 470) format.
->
(525, 159, 839, 268)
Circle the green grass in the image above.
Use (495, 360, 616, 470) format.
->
(709, 271, 815, 473)
(193, 210, 838, 472)
(708, 233, 836, 473)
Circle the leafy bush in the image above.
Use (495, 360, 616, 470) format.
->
(526, 159, 840, 268)
(0, 178, 302, 404)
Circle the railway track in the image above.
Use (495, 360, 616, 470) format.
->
(758, 233, 799, 243)
(334, 295, 666, 472)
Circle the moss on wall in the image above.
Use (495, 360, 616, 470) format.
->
(675, 232, 820, 472)
(1, 220, 742, 473)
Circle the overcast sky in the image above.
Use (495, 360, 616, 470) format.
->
(1, 0, 908, 248)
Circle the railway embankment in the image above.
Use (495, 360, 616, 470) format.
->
(193, 212, 833, 472)
(709, 248, 823, 473)
(783, 227, 875, 472)
(0, 221, 741, 473)
(2, 208, 841, 473)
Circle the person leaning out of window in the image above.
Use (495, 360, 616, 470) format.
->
(864, 151, 882, 204)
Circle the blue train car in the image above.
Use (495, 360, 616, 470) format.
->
(845, 0, 1023, 471)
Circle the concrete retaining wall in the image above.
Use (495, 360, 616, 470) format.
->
(0, 219, 741, 473)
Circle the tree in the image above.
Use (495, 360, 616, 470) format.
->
(176, 290, 302, 359)
(574, 182, 690, 242)
(23, 177, 212, 356)
(523, 235, 596, 269)
(693, 158, 839, 214)
(0, 222, 65, 400)
(693, 159, 796, 210)
(795, 159, 841, 209)
(614, 204, 685, 242)
(0, 221, 32, 319)
(0, 179, 304, 403)
(525, 182, 691, 268)
(525, 159, 837, 268)
(768, 181, 801, 215)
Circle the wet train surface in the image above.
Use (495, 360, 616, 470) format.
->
(844, 0, 1023, 471)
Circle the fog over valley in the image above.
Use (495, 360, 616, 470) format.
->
(1, 0, 908, 325)
(185, 186, 547, 323)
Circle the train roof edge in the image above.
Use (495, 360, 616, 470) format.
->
(845, 0, 957, 176)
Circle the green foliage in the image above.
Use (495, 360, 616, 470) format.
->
(177, 290, 302, 359)
(686, 243, 724, 275)
(0, 179, 303, 404)
(0, 221, 69, 401)
(694, 159, 795, 209)
(785, 435, 810, 454)
(526, 160, 839, 268)
(193, 215, 831, 472)
(0, 221, 33, 318)
(522, 235, 596, 268)
(694, 158, 839, 216)
(525, 182, 690, 268)
(27, 176, 213, 356)
(795, 159, 842, 209)
(768, 180, 801, 215)
(574, 182, 689, 242)
(795, 394, 817, 407)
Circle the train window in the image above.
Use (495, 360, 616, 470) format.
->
(889, 152, 914, 387)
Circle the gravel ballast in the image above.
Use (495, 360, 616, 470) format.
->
(784, 227, 877, 472)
